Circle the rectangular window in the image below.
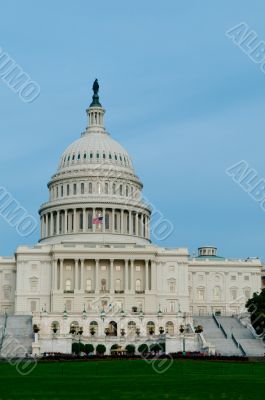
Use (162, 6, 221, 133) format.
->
(105, 213, 110, 230)
(88, 212, 92, 229)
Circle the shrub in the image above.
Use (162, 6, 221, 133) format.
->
(125, 344, 135, 355)
(138, 343, 149, 354)
(84, 344, 94, 355)
(96, 344, 106, 355)
(149, 343, 161, 354)
(72, 342, 84, 355)
(111, 344, 119, 350)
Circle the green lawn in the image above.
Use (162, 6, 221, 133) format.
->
(0, 359, 264, 400)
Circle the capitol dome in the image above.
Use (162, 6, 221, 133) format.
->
(58, 130, 134, 174)
(39, 80, 151, 245)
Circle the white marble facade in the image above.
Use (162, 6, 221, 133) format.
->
(0, 82, 262, 352)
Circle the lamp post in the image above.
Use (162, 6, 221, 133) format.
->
(179, 324, 187, 355)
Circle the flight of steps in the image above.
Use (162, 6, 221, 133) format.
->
(217, 316, 265, 357)
(0, 315, 33, 358)
(194, 316, 242, 356)
(194, 315, 265, 356)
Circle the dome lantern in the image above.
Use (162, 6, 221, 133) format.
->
(86, 79, 105, 131)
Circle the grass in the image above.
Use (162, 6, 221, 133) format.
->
(0, 359, 264, 400)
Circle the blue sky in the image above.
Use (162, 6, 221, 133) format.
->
(1, 0, 265, 259)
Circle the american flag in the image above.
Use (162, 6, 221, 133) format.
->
(92, 216, 103, 224)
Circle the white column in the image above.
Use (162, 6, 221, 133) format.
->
(110, 259, 114, 293)
(41, 216, 44, 238)
(95, 259, 99, 293)
(74, 259, 79, 291)
(45, 214, 48, 237)
(125, 259, 129, 292)
(102, 208, 106, 233)
(130, 260, 134, 293)
(93, 208, 96, 233)
(64, 210, 68, 234)
(151, 260, 156, 291)
(60, 259, 63, 290)
(145, 260, 149, 291)
(128, 212, 131, 234)
(121, 209, 124, 234)
(83, 208, 86, 232)
(140, 214, 143, 237)
(80, 259, 84, 291)
(135, 213, 139, 236)
(56, 211, 60, 234)
(73, 209, 77, 233)
(53, 259, 57, 290)
(112, 208, 115, 232)
(50, 212, 54, 236)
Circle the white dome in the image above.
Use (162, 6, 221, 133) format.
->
(58, 131, 134, 173)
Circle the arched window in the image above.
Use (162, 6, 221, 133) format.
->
(126, 186, 129, 196)
(128, 321, 136, 334)
(86, 279, 92, 292)
(244, 287, 251, 299)
(166, 321, 174, 335)
(213, 286, 221, 301)
(81, 183, 84, 194)
(112, 183, 116, 194)
(115, 279, 121, 291)
(51, 321, 60, 334)
(168, 279, 176, 293)
(136, 279, 141, 292)
(114, 213, 118, 231)
(90, 321, 98, 335)
(119, 185, 123, 196)
(73, 183, 77, 195)
(147, 321, 155, 335)
(105, 182, 109, 194)
(67, 184, 70, 196)
(70, 321, 79, 334)
(197, 287, 205, 301)
(65, 279, 72, 292)
(88, 182, 92, 194)
(61, 185, 64, 197)
(230, 288, 238, 301)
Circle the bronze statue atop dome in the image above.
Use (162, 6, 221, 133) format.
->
(93, 79, 99, 95)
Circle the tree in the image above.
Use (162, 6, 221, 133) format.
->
(138, 343, 149, 355)
(96, 344, 106, 355)
(125, 344, 135, 355)
(84, 344, 94, 355)
(246, 289, 265, 335)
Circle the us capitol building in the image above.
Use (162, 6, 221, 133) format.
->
(0, 81, 263, 356)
